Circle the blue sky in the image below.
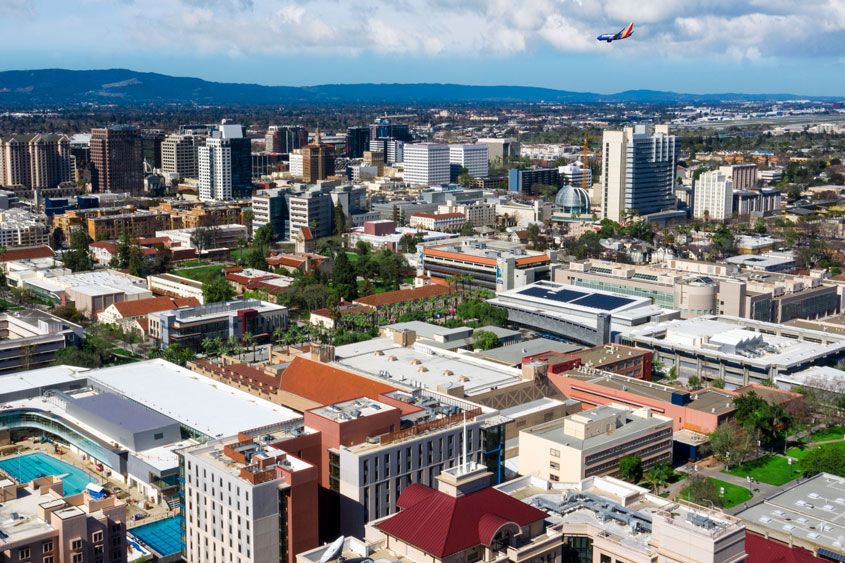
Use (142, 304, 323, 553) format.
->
(2, 0, 845, 96)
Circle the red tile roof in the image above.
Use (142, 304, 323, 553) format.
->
(377, 484, 547, 557)
(173, 297, 201, 307)
(90, 241, 118, 254)
(280, 356, 400, 407)
(0, 246, 56, 262)
(195, 361, 282, 393)
(110, 296, 182, 318)
(745, 531, 820, 563)
(299, 227, 314, 241)
(353, 285, 453, 308)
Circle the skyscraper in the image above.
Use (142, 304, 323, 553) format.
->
(449, 144, 488, 178)
(90, 126, 143, 194)
(301, 130, 335, 183)
(601, 124, 677, 222)
(266, 125, 308, 153)
(694, 170, 734, 221)
(370, 118, 412, 143)
(0, 133, 71, 188)
(198, 122, 251, 201)
(141, 130, 164, 170)
(404, 143, 450, 186)
(161, 134, 200, 179)
(346, 126, 371, 159)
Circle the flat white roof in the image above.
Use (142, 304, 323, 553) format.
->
(0, 365, 89, 396)
(86, 359, 300, 439)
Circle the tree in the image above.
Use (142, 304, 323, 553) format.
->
(52, 304, 85, 324)
(117, 231, 131, 269)
(684, 475, 724, 508)
(688, 375, 703, 390)
(333, 201, 346, 236)
(473, 330, 500, 351)
(755, 218, 768, 234)
(53, 346, 103, 368)
(803, 446, 845, 477)
(128, 245, 147, 278)
(236, 238, 247, 264)
(733, 391, 794, 446)
(526, 223, 542, 250)
(190, 227, 213, 257)
(203, 275, 235, 303)
(457, 167, 474, 188)
(332, 252, 359, 301)
(619, 455, 643, 483)
(63, 229, 94, 272)
(644, 460, 673, 494)
(460, 221, 475, 237)
(355, 241, 371, 256)
(252, 223, 275, 257)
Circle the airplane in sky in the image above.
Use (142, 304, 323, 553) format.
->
(597, 22, 634, 43)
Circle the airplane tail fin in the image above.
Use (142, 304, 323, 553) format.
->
(619, 22, 634, 39)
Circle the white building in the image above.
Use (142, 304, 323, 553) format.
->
(147, 273, 206, 304)
(449, 144, 488, 178)
(404, 143, 450, 186)
(289, 151, 303, 178)
(409, 212, 465, 231)
(198, 137, 232, 201)
(559, 162, 592, 188)
(694, 169, 734, 220)
(0, 208, 49, 247)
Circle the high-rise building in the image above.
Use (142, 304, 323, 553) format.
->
(141, 130, 164, 170)
(694, 169, 734, 220)
(369, 138, 404, 164)
(161, 134, 200, 179)
(0, 133, 72, 188)
(252, 187, 290, 240)
(301, 130, 335, 183)
(558, 161, 592, 188)
(404, 143, 450, 186)
(289, 188, 333, 239)
(346, 126, 371, 159)
(601, 124, 677, 222)
(370, 118, 412, 142)
(507, 167, 560, 195)
(477, 137, 520, 164)
(719, 163, 758, 190)
(89, 125, 143, 194)
(198, 122, 251, 201)
(266, 125, 308, 153)
(449, 144, 488, 178)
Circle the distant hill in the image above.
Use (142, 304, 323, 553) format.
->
(0, 68, 836, 106)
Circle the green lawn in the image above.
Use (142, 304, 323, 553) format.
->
(178, 259, 210, 267)
(111, 348, 141, 358)
(724, 455, 803, 486)
(810, 426, 845, 443)
(0, 299, 24, 311)
(173, 265, 226, 281)
(346, 253, 360, 262)
(787, 442, 845, 461)
(679, 478, 752, 509)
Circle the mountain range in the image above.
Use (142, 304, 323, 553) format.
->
(0, 68, 837, 106)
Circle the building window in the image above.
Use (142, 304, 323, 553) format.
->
(550, 474, 559, 482)
(72, 555, 83, 563)
(550, 461, 560, 470)
(550, 449, 560, 457)
(93, 531, 103, 543)
(43, 557, 54, 563)
(71, 539, 82, 551)
(18, 547, 30, 560)
(154, 432, 164, 440)
(43, 541, 53, 553)
(113, 549, 123, 561)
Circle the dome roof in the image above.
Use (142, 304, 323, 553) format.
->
(554, 185, 591, 212)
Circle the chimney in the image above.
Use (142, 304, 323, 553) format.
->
(393, 329, 416, 348)
(310, 344, 335, 363)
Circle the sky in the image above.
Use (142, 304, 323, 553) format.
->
(2, 0, 845, 96)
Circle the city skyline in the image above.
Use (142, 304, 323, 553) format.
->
(1, 0, 844, 96)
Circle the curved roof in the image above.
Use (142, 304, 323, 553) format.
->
(477, 514, 519, 547)
(554, 185, 591, 211)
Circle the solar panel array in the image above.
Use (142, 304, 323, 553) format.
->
(517, 285, 635, 311)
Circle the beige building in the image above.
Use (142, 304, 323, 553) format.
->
(161, 133, 200, 179)
(519, 404, 673, 483)
(0, 475, 126, 563)
(147, 273, 206, 304)
(694, 169, 734, 220)
(720, 163, 757, 190)
(0, 134, 71, 189)
(437, 200, 497, 227)
(498, 474, 747, 563)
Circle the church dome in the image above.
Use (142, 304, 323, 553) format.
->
(554, 185, 591, 214)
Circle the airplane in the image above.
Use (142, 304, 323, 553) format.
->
(597, 22, 634, 43)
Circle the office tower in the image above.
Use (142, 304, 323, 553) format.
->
(301, 130, 335, 183)
(289, 188, 333, 238)
(558, 162, 592, 188)
(601, 124, 677, 222)
(198, 138, 232, 201)
(266, 125, 308, 153)
(161, 134, 200, 179)
(370, 118, 412, 142)
(404, 143, 450, 186)
(449, 144, 488, 178)
(346, 126, 371, 159)
(369, 138, 404, 164)
(89, 125, 143, 194)
(477, 137, 520, 164)
(508, 167, 560, 195)
(289, 152, 304, 178)
(141, 130, 164, 170)
(0, 133, 71, 188)
(719, 163, 758, 190)
(694, 170, 734, 220)
(252, 188, 290, 240)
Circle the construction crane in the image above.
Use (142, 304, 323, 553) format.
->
(582, 132, 603, 191)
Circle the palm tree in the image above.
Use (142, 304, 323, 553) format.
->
(272, 327, 285, 346)
(202, 337, 216, 356)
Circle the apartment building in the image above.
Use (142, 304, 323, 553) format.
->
(150, 200, 249, 230)
(404, 144, 450, 186)
(156, 224, 248, 251)
(252, 188, 290, 240)
(519, 404, 673, 482)
(720, 163, 758, 190)
(147, 273, 205, 304)
(0, 208, 49, 247)
(149, 298, 288, 351)
(0, 477, 126, 563)
(508, 167, 560, 195)
(476, 137, 520, 163)
(437, 200, 497, 227)
(179, 428, 319, 563)
(0, 133, 71, 188)
(0, 309, 83, 373)
(288, 189, 332, 239)
(408, 212, 465, 231)
(694, 169, 734, 220)
(86, 210, 169, 241)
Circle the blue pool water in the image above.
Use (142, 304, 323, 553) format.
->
(0, 452, 95, 495)
(130, 517, 182, 556)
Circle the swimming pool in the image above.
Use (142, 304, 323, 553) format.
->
(130, 517, 182, 556)
(0, 452, 95, 495)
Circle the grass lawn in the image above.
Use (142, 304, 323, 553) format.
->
(178, 259, 209, 267)
(346, 253, 360, 262)
(787, 442, 845, 461)
(810, 426, 845, 443)
(678, 478, 752, 509)
(111, 348, 141, 358)
(173, 265, 226, 281)
(724, 455, 803, 486)
(0, 299, 24, 311)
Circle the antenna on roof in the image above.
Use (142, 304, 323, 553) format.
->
(462, 410, 467, 474)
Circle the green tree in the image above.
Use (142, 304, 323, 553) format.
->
(203, 275, 235, 303)
(331, 252, 359, 301)
(252, 223, 275, 257)
(688, 375, 703, 390)
(333, 201, 346, 236)
(355, 241, 371, 256)
(117, 231, 131, 269)
(754, 218, 767, 234)
(190, 227, 213, 257)
(460, 221, 475, 237)
(457, 167, 474, 188)
(803, 446, 845, 477)
(644, 460, 673, 494)
(53, 346, 103, 368)
(473, 330, 500, 351)
(684, 475, 724, 507)
(128, 245, 147, 278)
(619, 455, 643, 484)
(63, 229, 94, 272)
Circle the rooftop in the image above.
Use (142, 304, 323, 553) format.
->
(477, 337, 582, 366)
(278, 356, 402, 408)
(353, 284, 452, 308)
(310, 397, 397, 423)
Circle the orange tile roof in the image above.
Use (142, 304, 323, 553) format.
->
(110, 296, 181, 318)
(515, 255, 551, 266)
(353, 284, 453, 308)
(280, 356, 399, 406)
(0, 245, 56, 262)
(424, 248, 497, 266)
(173, 297, 201, 307)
